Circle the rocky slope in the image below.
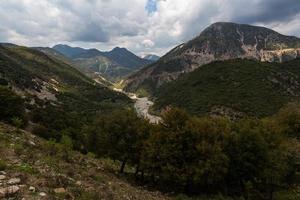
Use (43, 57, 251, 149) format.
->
(124, 22, 300, 94)
(0, 122, 168, 200)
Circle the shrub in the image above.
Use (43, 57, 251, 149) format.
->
(0, 86, 27, 124)
(0, 159, 7, 171)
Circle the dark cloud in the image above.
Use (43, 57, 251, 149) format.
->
(232, 0, 300, 24)
(71, 23, 109, 42)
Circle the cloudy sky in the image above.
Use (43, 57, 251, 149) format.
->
(1, 0, 300, 56)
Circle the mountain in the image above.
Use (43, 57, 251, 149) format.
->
(143, 54, 160, 61)
(154, 59, 300, 118)
(124, 22, 300, 95)
(52, 44, 152, 81)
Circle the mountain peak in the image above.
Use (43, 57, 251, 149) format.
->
(111, 47, 128, 52)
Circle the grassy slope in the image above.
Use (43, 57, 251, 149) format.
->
(155, 59, 300, 117)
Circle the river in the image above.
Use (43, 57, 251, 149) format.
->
(113, 88, 161, 123)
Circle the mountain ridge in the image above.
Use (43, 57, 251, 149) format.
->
(124, 22, 300, 94)
(53, 44, 152, 80)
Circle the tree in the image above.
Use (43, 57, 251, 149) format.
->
(274, 102, 300, 138)
(142, 108, 230, 194)
(87, 109, 150, 174)
(225, 118, 298, 199)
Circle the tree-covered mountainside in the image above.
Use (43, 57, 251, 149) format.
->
(154, 59, 300, 118)
(125, 22, 300, 95)
(53, 44, 152, 81)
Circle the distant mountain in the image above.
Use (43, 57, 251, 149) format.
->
(52, 44, 152, 80)
(102, 47, 152, 69)
(124, 22, 300, 95)
(154, 59, 300, 118)
(143, 54, 160, 61)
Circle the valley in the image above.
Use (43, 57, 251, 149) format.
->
(1, 17, 300, 200)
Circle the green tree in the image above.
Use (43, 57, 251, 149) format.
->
(142, 108, 230, 193)
(274, 102, 300, 138)
(87, 109, 150, 174)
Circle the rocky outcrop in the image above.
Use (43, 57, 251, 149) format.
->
(124, 22, 300, 93)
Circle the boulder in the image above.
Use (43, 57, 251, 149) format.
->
(29, 186, 36, 192)
(39, 192, 47, 196)
(0, 185, 20, 198)
(7, 178, 21, 185)
(0, 175, 5, 180)
(54, 187, 66, 194)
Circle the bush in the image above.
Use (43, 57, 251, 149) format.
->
(0, 86, 27, 124)
(0, 159, 7, 171)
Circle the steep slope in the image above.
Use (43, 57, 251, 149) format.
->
(53, 44, 152, 81)
(34, 47, 76, 66)
(36, 47, 113, 86)
(154, 59, 300, 118)
(125, 22, 300, 94)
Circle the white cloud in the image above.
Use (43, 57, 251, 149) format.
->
(0, 0, 299, 56)
(142, 39, 155, 48)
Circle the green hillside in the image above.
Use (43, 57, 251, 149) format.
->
(0, 44, 131, 141)
(154, 59, 300, 117)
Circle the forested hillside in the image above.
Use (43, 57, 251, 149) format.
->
(154, 59, 300, 118)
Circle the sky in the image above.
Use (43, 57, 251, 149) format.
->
(1, 0, 300, 56)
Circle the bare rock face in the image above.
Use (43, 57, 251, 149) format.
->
(124, 22, 300, 93)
